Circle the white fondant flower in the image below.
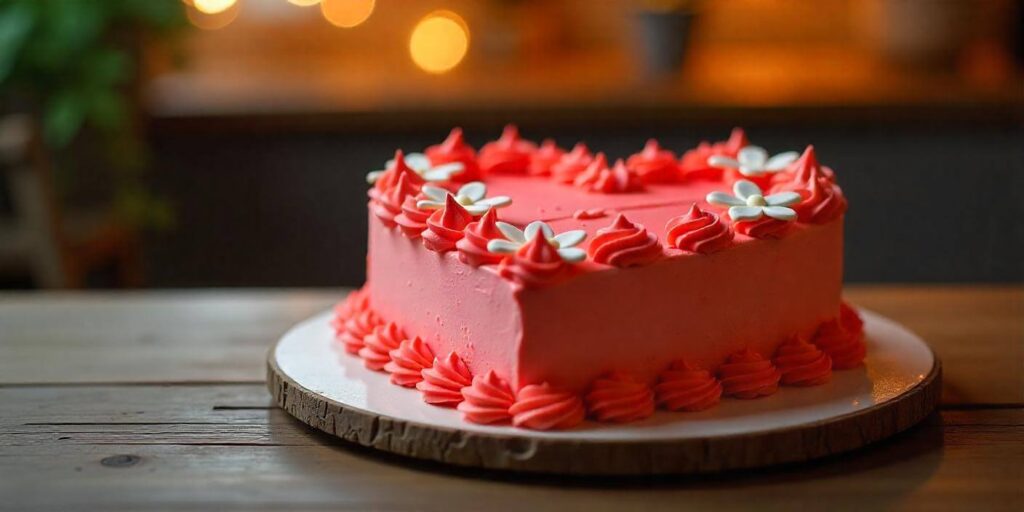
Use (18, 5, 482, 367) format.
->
(416, 182, 512, 215)
(706, 180, 801, 222)
(366, 152, 464, 184)
(708, 146, 799, 177)
(486, 221, 587, 263)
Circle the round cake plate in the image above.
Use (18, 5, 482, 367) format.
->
(267, 309, 940, 475)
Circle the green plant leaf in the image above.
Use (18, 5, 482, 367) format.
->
(0, 2, 35, 82)
(44, 90, 87, 147)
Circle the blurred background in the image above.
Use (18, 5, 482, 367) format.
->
(0, 0, 1021, 289)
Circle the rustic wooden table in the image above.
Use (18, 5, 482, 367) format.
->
(1, 286, 1021, 511)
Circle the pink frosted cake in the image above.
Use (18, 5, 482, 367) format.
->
(333, 126, 866, 431)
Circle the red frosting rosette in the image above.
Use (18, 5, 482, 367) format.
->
(421, 194, 473, 252)
(717, 348, 781, 399)
(339, 309, 380, 355)
(665, 204, 734, 254)
(573, 155, 645, 194)
(770, 146, 836, 190)
(372, 172, 420, 229)
(587, 214, 662, 267)
(585, 372, 656, 423)
(627, 139, 680, 183)
(733, 217, 792, 239)
(371, 150, 425, 202)
(359, 321, 407, 371)
(840, 301, 864, 334)
(655, 360, 723, 412)
(679, 127, 748, 181)
(458, 370, 516, 425)
(790, 166, 848, 224)
(394, 194, 432, 239)
(509, 382, 585, 430)
(478, 124, 536, 174)
(773, 335, 832, 386)
(456, 208, 504, 266)
(498, 235, 568, 288)
(813, 310, 867, 370)
(550, 143, 594, 184)
(425, 127, 480, 182)
(330, 288, 369, 337)
(385, 336, 435, 388)
(416, 352, 473, 407)
(528, 139, 565, 177)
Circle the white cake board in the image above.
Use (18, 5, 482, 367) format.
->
(267, 309, 940, 475)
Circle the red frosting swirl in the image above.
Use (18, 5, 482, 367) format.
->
(457, 370, 516, 425)
(372, 150, 425, 201)
(679, 127, 748, 181)
(339, 309, 380, 354)
(372, 172, 420, 229)
(456, 208, 505, 266)
(665, 204, 734, 254)
(587, 214, 662, 267)
(791, 167, 848, 224)
(528, 139, 565, 176)
(734, 217, 792, 239)
(717, 348, 781, 399)
(551, 143, 594, 184)
(385, 336, 435, 387)
(421, 194, 473, 252)
(584, 372, 655, 423)
(498, 235, 568, 288)
(358, 321, 406, 371)
(770, 145, 836, 190)
(840, 301, 864, 334)
(509, 382, 585, 430)
(627, 139, 679, 183)
(813, 315, 866, 370)
(330, 288, 368, 337)
(574, 156, 645, 194)
(416, 352, 473, 407)
(394, 194, 431, 239)
(773, 336, 833, 386)
(478, 124, 535, 174)
(425, 127, 480, 182)
(654, 360, 723, 412)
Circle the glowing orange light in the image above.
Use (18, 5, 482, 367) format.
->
(186, 0, 239, 30)
(409, 11, 469, 74)
(192, 0, 236, 15)
(288, 0, 321, 6)
(321, 0, 375, 28)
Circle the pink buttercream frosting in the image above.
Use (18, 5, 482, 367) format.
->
(665, 204, 734, 254)
(372, 172, 420, 229)
(457, 370, 516, 425)
(679, 128, 748, 181)
(813, 314, 866, 370)
(509, 382, 585, 430)
(771, 146, 836, 190)
(734, 217, 792, 239)
(627, 139, 679, 183)
(422, 194, 473, 252)
(791, 167, 848, 224)
(394, 194, 431, 239)
(330, 288, 368, 337)
(773, 336, 832, 386)
(479, 125, 535, 174)
(372, 150, 425, 202)
(498, 235, 568, 288)
(587, 214, 662, 267)
(358, 321, 406, 371)
(551, 143, 594, 184)
(574, 156, 645, 194)
(528, 139, 565, 177)
(425, 127, 480, 182)
(339, 309, 380, 355)
(416, 352, 473, 407)
(654, 360, 723, 412)
(384, 336, 434, 387)
(455, 208, 504, 266)
(718, 348, 782, 399)
(584, 372, 655, 423)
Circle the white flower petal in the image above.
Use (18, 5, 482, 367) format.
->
(476, 196, 511, 208)
(524, 221, 554, 242)
(553, 230, 586, 249)
(765, 191, 801, 207)
(708, 155, 740, 168)
(421, 185, 448, 202)
(459, 181, 486, 202)
(557, 247, 587, 263)
(738, 165, 766, 177)
(765, 151, 799, 170)
(733, 180, 762, 200)
(403, 153, 431, 171)
(728, 205, 764, 221)
(763, 206, 796, 221)
(366, 170, 385, 184)
(416, 199, 445, 210)
(463, 204, 490, 215)
(738, 146, 768, 169)
(487, 239, 521, 254)
(430, 162, 465, 178)
(706, 191, 745, 207)
(496, 222, 525, 243)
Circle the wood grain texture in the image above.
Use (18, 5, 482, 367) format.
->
(1, 287, 1021, 510)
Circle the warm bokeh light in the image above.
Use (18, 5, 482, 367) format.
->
(409, 11, 469, 74)
(192, 0, 236, 15)
(321, 0, 375, 28)
(288, 0, 321, 6)
(186, 0, 240, 30)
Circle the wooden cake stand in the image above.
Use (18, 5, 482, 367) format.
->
(267, 309, 940, 475)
